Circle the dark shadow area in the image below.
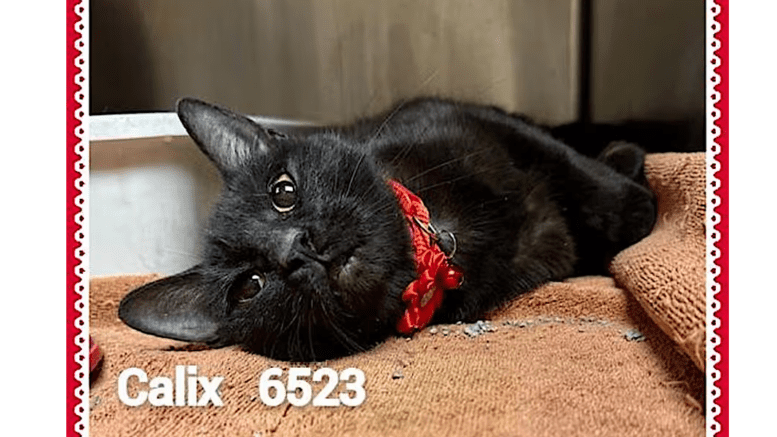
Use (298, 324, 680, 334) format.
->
(90, 0, 155, 114)
(568, 0, 705, 155)
(549, 117, 706, 156)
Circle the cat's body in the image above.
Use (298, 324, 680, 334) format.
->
(119, 97, 656, 361)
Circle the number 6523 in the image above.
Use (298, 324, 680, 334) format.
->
(258, 367, 366, 407)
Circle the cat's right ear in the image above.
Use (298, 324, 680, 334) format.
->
(177, 98, 271, 174)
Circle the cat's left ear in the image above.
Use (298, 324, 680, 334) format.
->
(118, 265, 226, 344)
(177, 98, 271, 174)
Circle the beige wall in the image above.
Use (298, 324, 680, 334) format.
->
(591, 0, 705, 122)
(91, 0, 703, 126)
(91, 0, 580, 124)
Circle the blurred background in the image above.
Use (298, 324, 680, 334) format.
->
(90, 0, 704, 152)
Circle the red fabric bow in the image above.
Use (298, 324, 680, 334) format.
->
(388, 180, 464, 334)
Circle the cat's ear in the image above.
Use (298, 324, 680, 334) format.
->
(177, 97, 271, 173)
(118, 266, 226, 343)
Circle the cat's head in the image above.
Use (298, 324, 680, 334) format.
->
(119, 98, 415, 361)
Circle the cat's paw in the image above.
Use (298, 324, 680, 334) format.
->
(615, 184, 656, 247)
(597, 141, 647, 185)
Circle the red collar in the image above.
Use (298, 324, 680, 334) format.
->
(388, 180, 464, 334)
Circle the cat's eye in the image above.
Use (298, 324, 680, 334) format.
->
(269, 173, 297, 213)
(235, 273, 265, 303)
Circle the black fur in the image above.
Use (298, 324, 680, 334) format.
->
(118, 97, 656, 361)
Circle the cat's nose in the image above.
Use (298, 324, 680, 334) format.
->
(277, 228, 328, 289)
(277, 228, 317, 270)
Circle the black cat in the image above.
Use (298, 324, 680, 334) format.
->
(118, 97, 656, 361)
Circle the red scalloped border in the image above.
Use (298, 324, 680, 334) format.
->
(65, 2, 729, 436)
(66, 0, 84, 435)
(709, 1, 728, 436)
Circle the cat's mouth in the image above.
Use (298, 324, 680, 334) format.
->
(336, 254, 360, 283)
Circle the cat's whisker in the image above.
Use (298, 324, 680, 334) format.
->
(345, 100, 410, 197)
(359, 200, 405, 226)
(414, 163, 507, 194)
(405, 147, 495, 184)
(362, 201, 397, 218)
(274, 292, 303, 347)
(320, 300, 365, 354)
(360, 90, 382, 116)
(344, 153, 367, 198)
(366, 99, 406, 147)
(158, 247, 200, 260)
(389, 141, 417, 167)
(416, 68, 440, 94)
(291, 303, 305, 360)
(351, 181, 390, 206)
(277, 310, 298, 339)
(306, 311, 317, 362)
